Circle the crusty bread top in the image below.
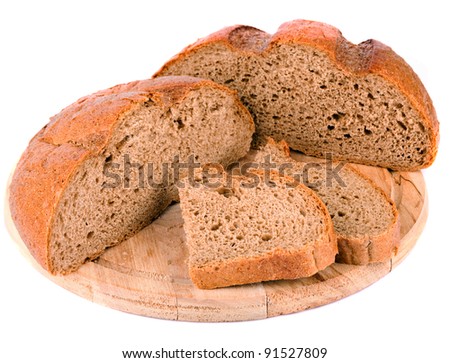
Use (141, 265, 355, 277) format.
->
(9, 76, 254, 272)
(42, 76, 252, 152)
(155, 20, 439, 170)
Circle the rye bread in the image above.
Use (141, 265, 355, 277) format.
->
(179, 169, 337, 289)
(9, 76, 254, 274)
(248, 138, 400, 265)
(155, 19, 439, 171)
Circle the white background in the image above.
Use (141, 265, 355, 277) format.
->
(1, 1, 449, 362)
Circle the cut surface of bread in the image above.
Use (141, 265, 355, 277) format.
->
(179, 169, 337, 289)
(155, 19, 439, 171)
(9, 76, 254, 274)
(247, 138, 400, 265)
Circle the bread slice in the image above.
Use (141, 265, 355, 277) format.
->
(248, 138, 400, 265)
(155, 19, 439, 171)
(178, 168, 337, 289)
(9, 76, 255, 274)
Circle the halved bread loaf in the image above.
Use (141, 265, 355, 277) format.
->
(155, 19, 439, 171)
(248, 138, 400, 265)
(9, 76, 255, 274)
(179, 169, 337, 289)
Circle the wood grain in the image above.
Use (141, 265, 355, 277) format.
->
(5, 154, 428, 322)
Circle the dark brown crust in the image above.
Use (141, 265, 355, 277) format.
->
(155, 20, 439, 171)
(9, 76, 254, 273)
(188, 170, 338, 289)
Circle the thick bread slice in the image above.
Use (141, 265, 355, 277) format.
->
(249, 138, 400, 265)
(155, 19, 439, 171)
(179, 169, 337, 289)
(9, 76, 255, 274)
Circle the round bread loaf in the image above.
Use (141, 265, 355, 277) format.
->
(9, 76, 255, 274)
(155, 19, 439, 171)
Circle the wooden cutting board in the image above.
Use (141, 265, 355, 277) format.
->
(5, 154, 428, 322)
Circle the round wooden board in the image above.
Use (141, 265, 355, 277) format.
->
(5, 155, 428, 322)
